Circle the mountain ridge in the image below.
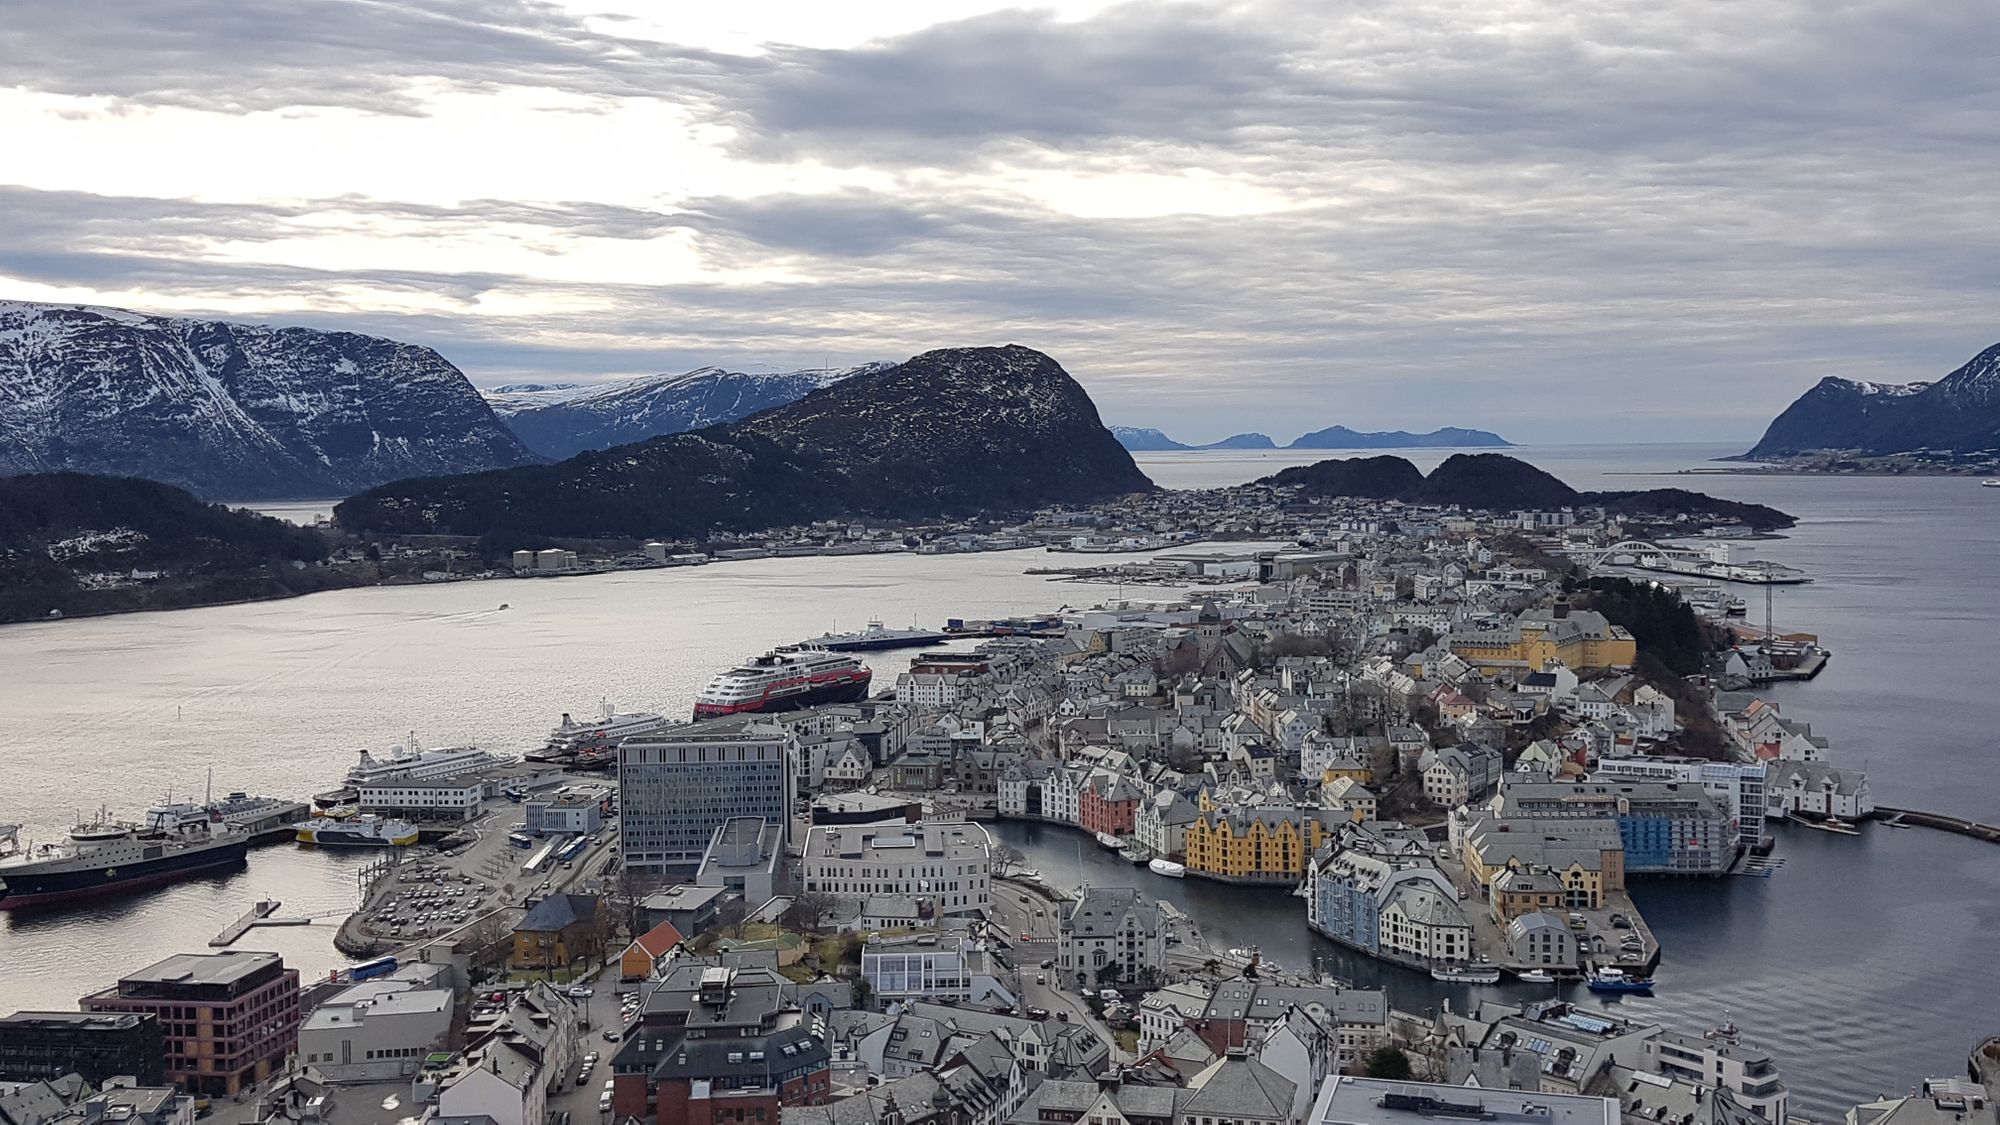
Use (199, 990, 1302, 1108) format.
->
(1111, 423, 1512, 451)
(1746, 342, 2000, 458)
(488, 363, 895, 459)
(338, 345, 1153, 540)
(1262, 453, 1793, 529)
(0, 300, 537, 499)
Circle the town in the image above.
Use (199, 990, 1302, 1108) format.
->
(5, 486, 1984, 1125)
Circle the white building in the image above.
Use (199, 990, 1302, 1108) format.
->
(1594, 756, 1770, 849)
(861, 932, 1016, 1008)
(1642, 1029, 1788, 1121)
(1764, 760, 1873, 820)
(1378, 881, 1473, 964)
(801, 821, 991, 917)
(356, 776, 486, 820)
(299, 974, 451, 1082)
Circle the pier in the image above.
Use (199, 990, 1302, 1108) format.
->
(1875, 807, 2000, 844)
(210, 899, 318, 946)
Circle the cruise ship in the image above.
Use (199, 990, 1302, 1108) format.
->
(692, 647, 873, 718)
(296, 814, 419, 847)
(536, 706, 669, 759)
(0, 811, 249, 910)
(800, 619, 949, 652)
(314, 743, 515, 807)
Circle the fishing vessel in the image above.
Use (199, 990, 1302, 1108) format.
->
(1586, 967, 1655, 993)
(1148, 858, 1186, 878)
(1431, 964, 1503, 984)
(0, 810, 249, 910)
(296, 814, 419, 847)
(801, 619, 949, 652)
(692, 647, 872, 718)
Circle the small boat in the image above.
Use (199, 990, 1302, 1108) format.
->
(1982, 480, 2000, 488)
(1431, 965, 1502, 984)
(1791, 813, 1861, 835)
(1515, 969, 1556, 984)
(1094, 832, 1124, 850)
(1149, 858, 1186, 879)
(1586, 968, 1655, 993)
(498, 603, 510, 610)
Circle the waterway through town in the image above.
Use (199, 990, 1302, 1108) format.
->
(0, 444, 1993, 1116)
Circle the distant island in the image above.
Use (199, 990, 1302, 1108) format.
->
(1742, 341, 2000, 468)
(1112, 424, 1512, 452)
(1261, 452, 1795, 531)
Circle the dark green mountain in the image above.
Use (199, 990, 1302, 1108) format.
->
(337, 346, 1154, 539)
(0, 473, 339, 623)
(1261, 453, 1793, 529)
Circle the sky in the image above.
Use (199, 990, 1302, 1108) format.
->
(2, 0, 1995, 444)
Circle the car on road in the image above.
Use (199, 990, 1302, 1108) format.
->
(1036, 975, 1046, 984)
(1018, 932, 1033, 942)
(598, 1093, 612, 1113)
(568, 985, 594, 998)
(1039, 959, 1052, 969)
(603, 1029, 622, 1042)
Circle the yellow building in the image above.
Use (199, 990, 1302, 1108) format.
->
(1461, 819, 1624, 912)
(1183, 807, 1335, 884)
(1447, 608, 1636, 674)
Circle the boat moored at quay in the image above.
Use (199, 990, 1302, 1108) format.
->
(801, 619, 950, 651)
(296, 814, 419, 847)
(144, 792, 310, 844)
(692, 647, 872, 718)
(0, 811, 250, 910)
(313, 742, 517, 807)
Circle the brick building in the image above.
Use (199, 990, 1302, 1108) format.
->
(81, 951, 299, 1096)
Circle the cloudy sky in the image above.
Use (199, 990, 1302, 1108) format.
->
(3, 0, 1995, 443)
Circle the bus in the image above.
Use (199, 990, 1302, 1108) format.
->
(508, 832, 535, 849)
(349, 956, 398, 982)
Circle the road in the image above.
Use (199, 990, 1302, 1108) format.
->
(987, 879, 1127, 1062)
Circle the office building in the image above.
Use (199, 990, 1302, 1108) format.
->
(619, 718, 796, 875)
(80, 951, 300, 1096)
(0, 1011, 164, 1086)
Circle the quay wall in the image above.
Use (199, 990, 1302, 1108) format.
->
(1876, 806, 2000, 844)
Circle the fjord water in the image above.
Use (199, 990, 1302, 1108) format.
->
(2, 443, 1995, 1112)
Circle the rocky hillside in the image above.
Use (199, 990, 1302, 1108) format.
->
(1262, 453, 1793, 529)
(489, 363, 893, 459)
(1288, 425, 1512, 449)
(0, 473, 349, 623)
(1746, 342, 2000, 458)
(338, 346, 1154, 539)
(0, 301, 538, 499)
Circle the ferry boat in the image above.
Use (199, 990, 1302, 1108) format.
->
(1148, 858, 1186, 879)
(538, 706, 668, 759)
(801, 619, 949, 652)
(1586, 967, 1655, 993)
(296, 814, 419, 847)
(692, 647, 872, 718)
(1431, 965, 1503, 984)
(0, 810, 249, 910)
(1515, 969, 1556, 984)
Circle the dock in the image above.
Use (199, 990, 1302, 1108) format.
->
(1875, 806, 2000, 844)
(211, 899, 315, 947)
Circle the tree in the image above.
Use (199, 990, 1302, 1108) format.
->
(784, 890, 838, 934)
(1095, 962, 1124, 987)
(1365, 1045, 1414, 1080)
(989, 844, 1026, 877)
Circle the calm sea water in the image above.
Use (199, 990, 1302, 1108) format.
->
(4, 444, 1994, 1114)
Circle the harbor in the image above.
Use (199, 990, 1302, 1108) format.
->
(0, 446, 1995, 1115)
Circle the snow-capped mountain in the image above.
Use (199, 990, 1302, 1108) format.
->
(487, 364, 893, 459)
(340, 345, 1154, 539)
(1746, 342, 2000, 458)
(0, 301, 538, 499)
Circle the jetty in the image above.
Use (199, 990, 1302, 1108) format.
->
(1875, 807, 2000, 844)
(210, 899, 315, 947)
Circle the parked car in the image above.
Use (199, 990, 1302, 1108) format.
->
(568, 985, 594, 998)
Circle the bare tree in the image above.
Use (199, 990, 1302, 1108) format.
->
(989, 844, 1026, 877)
(784, 889, 839, 934)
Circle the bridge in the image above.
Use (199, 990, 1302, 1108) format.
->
(1579, 540, 1715, 569)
